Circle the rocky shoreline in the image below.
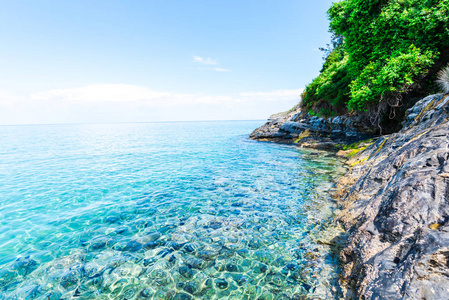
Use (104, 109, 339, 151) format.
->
(252, 93, 449, 299)
(249, 105, 375, 150)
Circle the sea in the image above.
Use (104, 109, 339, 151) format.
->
(0, 121, 346, 299)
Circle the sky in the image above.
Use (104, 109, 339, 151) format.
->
(0, 0, 335, 125)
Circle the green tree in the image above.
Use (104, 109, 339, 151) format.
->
(303, 0, 449, 115)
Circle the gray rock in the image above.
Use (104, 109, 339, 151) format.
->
(332, 116, 342, 124)
(336, 93, 449, 299)
(250, 104, 374, 148)
(280, 121, 308, 133)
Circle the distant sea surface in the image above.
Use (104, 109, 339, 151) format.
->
(0, 121, 345, 299)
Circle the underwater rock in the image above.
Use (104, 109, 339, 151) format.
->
(12, 256, 38, 276)
(167, 254, 177, 264)
(143, 240, 161, 250)
(164, 241, 184, 251)
(247, 238, 263, 249)
(60, 270, 80, 289)
(105, 215, 120, 224)
(182, 243, 199, 253)
(88, 236, 113, 251)
(224, 263, 239, 272)
(42, 290, 63, 300)
(236, 249, 249, 258)
(303, 252, 316, 261)
(114, 226, 132, 235)
(215, 278, 228, 290)
(253, 250, 275, 263)
(156, 249, 173, 258)
(173, 292, 193, 300)
(16, 284, 41, 299)
(85, 274, 103, 287)
(266, 273, 286, 287)
(196, 250, 218, 260)
(139, 288, 152, 298)
(253, 263, 268, 274)
(183, 281, 199, 295)
(178, 266, 196, 279)
(121, 286, 137, 299)
(184, 257, 213, 270)
(205, 221, 222, 230)
(158, 225, 176, 234)
(143, 258, 157, 267)
(123, 240, 143, 252)
(153, 289, 174, 300)
(231, 274, 250, 286)
(144, 232, 161, 242)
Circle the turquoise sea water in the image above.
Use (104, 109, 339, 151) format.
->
(0, 121, 345, 299)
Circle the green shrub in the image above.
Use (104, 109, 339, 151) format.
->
(303, 0, 449, 114)
(301, 47, 351, 113)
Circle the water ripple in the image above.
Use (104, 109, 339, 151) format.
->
(0, 122, 346, 299)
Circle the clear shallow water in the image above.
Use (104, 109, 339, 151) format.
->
(0, 121, 345, 300)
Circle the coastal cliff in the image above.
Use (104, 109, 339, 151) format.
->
(249, 0, 449, 296)
(334, 93, 449, 299)
(251, 93, 449, 299)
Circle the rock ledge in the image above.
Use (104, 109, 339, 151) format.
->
(250, 106, 374, 149)
(334, 93, 449, 299)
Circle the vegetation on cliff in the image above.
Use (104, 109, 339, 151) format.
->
(302, 0, 449, 122)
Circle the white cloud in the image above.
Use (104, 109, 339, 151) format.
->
(213, 68, 231, 72)
(28, 84, 301, 105)
(31, 84, 171, 104)
(193, 56, 218, 65)
(0, 84, 302, 125)
(193, 56, 231, 72)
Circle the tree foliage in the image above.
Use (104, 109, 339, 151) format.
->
(302, 0, 449, 115)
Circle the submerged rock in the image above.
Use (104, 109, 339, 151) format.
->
(173, 293, 192, 300)
(184, 257, 213, 270)
(183, 281, 199, 294)
(114, 240, 142, 252)
(215, 278, 228, 290)
(139, 288, 152, 298)
(178, 265, 196, 279)
(143, 240, 161, 250)
(12, 256, 38, 276)
(164, 241, 184, 251)
(196, 250, 218, 260)
(124, 240, 143, 252)
(144, 232, 161, 242)
(88, 236, 113, 251)
(182, 242, 200, 253)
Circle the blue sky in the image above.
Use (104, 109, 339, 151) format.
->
(0, 0, 335, 124)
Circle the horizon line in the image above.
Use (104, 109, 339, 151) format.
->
(0, 119, 268, 127)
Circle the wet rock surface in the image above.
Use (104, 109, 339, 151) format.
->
(249, 105, 374, 149)
(334, 93, 449, 299)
